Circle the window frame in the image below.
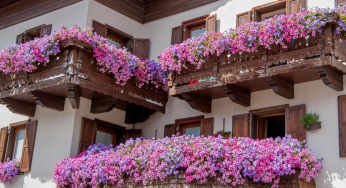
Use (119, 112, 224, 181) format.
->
(175, 115, 204, 135)
(24, 25, 45, 42)
(252, 0, 286, 22)
(96, 126, 117, 146)
(182, 123, 201, 136)
(11, 126, 26, 161)
(105, 24, 134, 51)
(182, 15, 209, 41)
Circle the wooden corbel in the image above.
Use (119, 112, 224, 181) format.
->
(180, 92, 211, 113)
(28, 91, 65, 111)
(265, 76, 294, 99)
(221, 84, 251, 107)
(0, 98, 36, 117)
(315, 65, 343, 91)
(125, 104, 155, 124)
(68, 84, 80, 109)
(90, 98, 123, 114)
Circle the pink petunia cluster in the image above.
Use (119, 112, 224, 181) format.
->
(0, 25, 168, 90)
(0, 158, 20, 184)
(159, 7, 342, 74)
(53, 135, 322, 188)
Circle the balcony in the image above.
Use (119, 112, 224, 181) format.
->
(168, 13, 346, 113)
(0, 39, 167, 124)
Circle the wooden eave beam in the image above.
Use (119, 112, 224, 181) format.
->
(90, 97, 124, 114)
(265, 76, 294, 99)
(221, 84, 251, 107)
(315, 65, 343, 91)
(180, 92, 211, 113)
(0, 98, 36, 117)
(28, 91, 65, 111)
(68, 84, 80, 109)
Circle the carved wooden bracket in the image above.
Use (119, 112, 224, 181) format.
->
(125, 104, 155, 124)
(0, 98, 36, 117)
(265, 76, 294, 99)
(67, 84, 80, 109)
(221, 84, 251, 107)
(180, 92, 211, 113)
(315, 66, 343, 91)
(28, 91, 65, 111)
(90, 98, 123, 114)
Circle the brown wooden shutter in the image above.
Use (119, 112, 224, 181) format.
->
(171, 26, 183, 45)
(78, 118, 97, 154)
(232, 113, 250, 138)
(200, 118, 214, 137)
(286, 104, 306, 142)
(339, 95, 346, 157)
(164, 124, 176, 137)
(16, 33, 24, 44)
(125, 129, 142, 141)
(39, 24, 52, 38)
(206, 14, 217, 32)
(336, 0, 346, 6)
(92, 20, 107, 37)
(236, 11, 252, 27)
(0, 127, 8, 162)
(19, 121, 37, 172)
(132, 39, 150, 60)
(286, 0, 306, 15)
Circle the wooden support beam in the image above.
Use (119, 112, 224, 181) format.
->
(125, 104, 155, 124)
(90, 98, 123, 114)
(0, 98, 36, 117)
(180, 92, 211, 113)
(28, 91, 65, 111)
(68, 84, 80, 109)
(315, 66, 343, 91)
(221, 84, 251, 107)
(265, 76, 294, 99)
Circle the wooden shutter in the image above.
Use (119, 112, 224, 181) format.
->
(164, 124, 176, 137)
(132, 39, 150, 60)
(78, 118, 97, 154)
(236, 11, 252, 27)
(286, 104, 306, 142)
(336, 0, 346, 6)
(339, 95, 346, 157)
(19, 121, 37, 172)
(200, 118, 214, 136)
(125, 129, 142, 141)
(92, 20, 107, 37)
(39, 24, 52, 38)
(0, 127, 8, 162)
(171, 26, 182, 45)
(286, 0, 305, 15)
(16, 33, 24, 44)
(205, 14, 217, 32)
(232, 114, 250, 138)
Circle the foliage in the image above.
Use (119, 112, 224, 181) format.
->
(301, 112, 320, 129)
(53, 135, 322, 188)
(159, 7, 346, 75)
(0, 25, 168, 90)
(0, 158, 20, 184)
(213, 130, 231, 137)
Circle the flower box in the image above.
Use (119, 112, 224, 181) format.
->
(307, 122, 322, 131)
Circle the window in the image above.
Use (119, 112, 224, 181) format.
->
(95, 127, 116, 146)
(92, 20, 150, 59)
(183, 123, 201, 137)
(16, 24, 52, 44)
(0, 120, 37, 172)
(164, 116, 214, 137)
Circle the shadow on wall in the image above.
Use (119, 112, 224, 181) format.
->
(323, 166, 346, 188)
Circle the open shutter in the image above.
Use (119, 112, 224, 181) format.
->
(39, 24, 52, 38)
(201, 118, 214, 137)
(206, 14, 217, 32)
(16, 33, 24, 44)
(339, 95, 346, 157)
(286, 104, 306, 142)
(286, 0, 305, 15)
(78, 118, 97, 154)
(336, 0, 346, 6)
(236, 11, 252, 27)
(132, 39, 150, 60)
(126, 129, 142, 141)
(164, 124, 176, 137)
(0, 127, 8, 162)
(19, 121, 37, 172)
(171, 26, 183, 45)
(92, 20, 106, 38)
(232, 114, 250, 138)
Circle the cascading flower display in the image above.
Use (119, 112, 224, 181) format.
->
(0, 159, 20, 184)
(159, 7, 346, 74)
(53, 135, 322, 188)
(0, 25, 168, 90)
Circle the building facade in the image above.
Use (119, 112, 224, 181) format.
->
(0, 0, 345, 187)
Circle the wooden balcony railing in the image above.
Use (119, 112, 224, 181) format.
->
(168, 13, 346, 113)
(0, 39, 167, 123)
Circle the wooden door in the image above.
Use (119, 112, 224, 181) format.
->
(286, 104, 306, 141)
(78, 118, 97, 153)
(232, 114, 250, 138)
